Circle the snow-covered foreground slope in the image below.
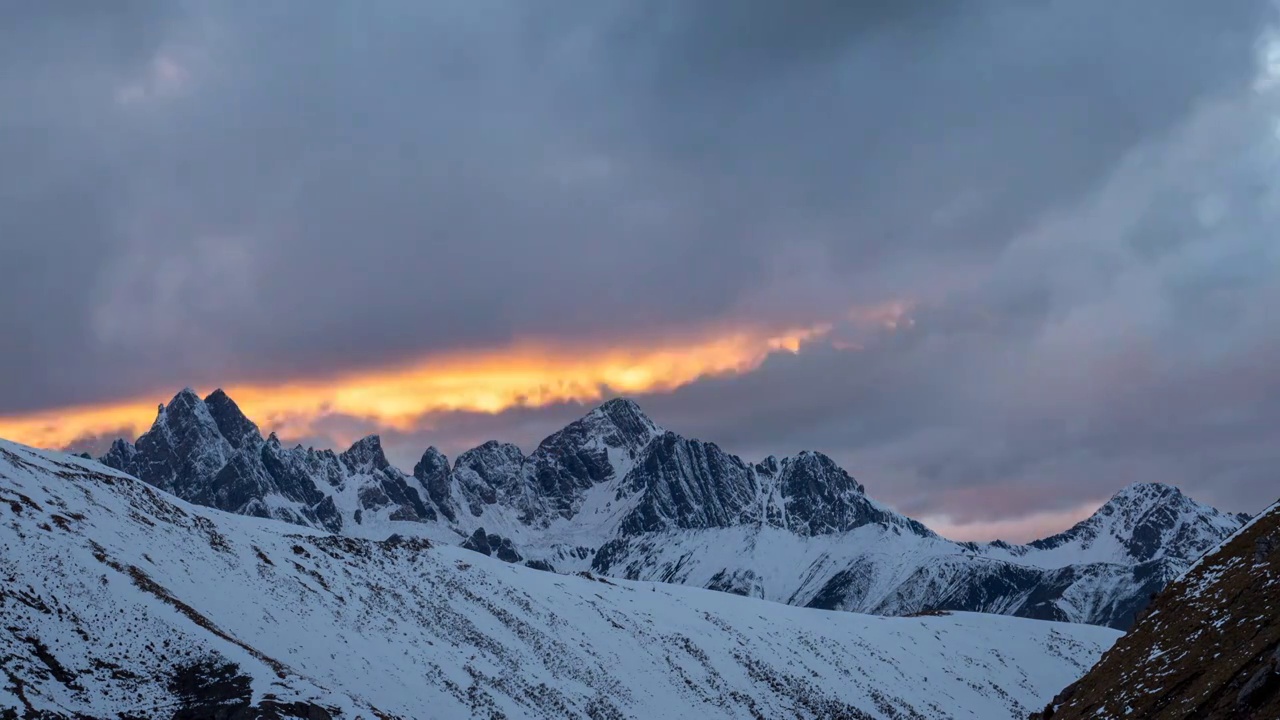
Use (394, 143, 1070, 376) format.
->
(1, 439, 1119, 719)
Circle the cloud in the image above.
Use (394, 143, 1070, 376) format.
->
(2, 1, 1278, 537)
(0, 311, 857, 450)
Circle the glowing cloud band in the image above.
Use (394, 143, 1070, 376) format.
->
(0, 321, 841, 450)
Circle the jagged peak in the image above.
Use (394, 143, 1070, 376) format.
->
(100, 438, 137, 467)
(147, 387, 224, 445)
(458, 439, 524, 463)
(596, 396, 646, 417)
(413, 446, 450, 477)
(591, 397, 662, 434)
(340, 434, 390, 472)
(1022, 481, 1245, 560)
(156, 387, 204, 418)
(162, 387, 202, 413)
(204, 387, 231, 402)
(776, 450, 866, 496)
(202, 388, 262, 450)
(1107, 481, 1182, 505)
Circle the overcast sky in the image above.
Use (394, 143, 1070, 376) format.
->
(4, 1, 1280, 539)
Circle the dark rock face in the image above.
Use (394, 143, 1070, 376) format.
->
(460, 528, 522, 563)
(413, 447, 455, 522)
(203, 390, 262, 452)
(167, 657, 337, 720)
(524, 398, 661, 523)
(99, 389, 434, 532)
(618, 434, 758, 535)
(451, 441, 526, 517)
(761, 451, 932, 537)
(706, 569, 764, 598)
(612, 436, 922, 539)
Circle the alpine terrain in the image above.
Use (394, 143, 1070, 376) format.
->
(98, 389, 1247, 631)
(1033, 496, 1280, 719)
(0, 438, 1119, 719)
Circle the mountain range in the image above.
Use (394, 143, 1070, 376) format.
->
(99, 388, 1249, 630)
(1, 438, 1118, 718)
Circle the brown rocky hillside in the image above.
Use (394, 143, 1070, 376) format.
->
(1034, 499, 1280, 719)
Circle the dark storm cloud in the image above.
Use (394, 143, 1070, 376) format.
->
(634, 74, 1280, 523)
(6, 1, 1280, 528)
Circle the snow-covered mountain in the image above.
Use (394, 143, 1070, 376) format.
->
(585, 482, 1245, 630)
(98, 389, 1248, 629)
(1034, 496, 1280, 719)
(0, 439, 1119, 719)
(100, 389, 453, 539)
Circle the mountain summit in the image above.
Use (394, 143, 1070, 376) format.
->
(97, 388, 1248, 629)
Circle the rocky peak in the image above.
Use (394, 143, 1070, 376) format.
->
(203, 388, 263, 451)
(413, 446, 450, 478)
(592, 398, 663, 445)
(101, 438, 137, 469)
(768, 451, 928, 537)
(755, 455, 781, 475)
(340, 435, 391, 474)
(413, 447, 455, 522)
(112, 388, 235, 495)
(456, 440, 525, 477)
(157, 387, 211, 431)
(450, 441, 528, 517)
(1029, 481, 1247, 563)
(616, 432, 758, 535)
(780, 451, 865, 495)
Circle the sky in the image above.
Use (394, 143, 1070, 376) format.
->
(3, 1, 1280, 541)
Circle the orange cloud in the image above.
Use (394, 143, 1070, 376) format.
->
(0, 317, 852, 451)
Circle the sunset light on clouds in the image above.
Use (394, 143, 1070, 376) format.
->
(0, 311, 885, 452)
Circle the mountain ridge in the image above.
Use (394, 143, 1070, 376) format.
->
(95, 388, 1248, 630)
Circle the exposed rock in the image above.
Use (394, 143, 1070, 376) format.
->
(460, 527, 522, 563)
(412, 446, 456, 522)
(1034, 499, 1280, 719)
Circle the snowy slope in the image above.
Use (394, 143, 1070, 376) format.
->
(1, 439, 1118, 719)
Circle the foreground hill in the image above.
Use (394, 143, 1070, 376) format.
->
(98, 389, 1248, 630)
(0, 439, 1118, 719)
(1033, 497, 1280, 719)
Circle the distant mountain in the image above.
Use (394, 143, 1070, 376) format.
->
(97, 389, 1249, 629)
(0, 439, 1118, 719)
(588, 482, 1239, 630)
(1034, 497, 1280, 719)
(101, 388, 449, 537)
